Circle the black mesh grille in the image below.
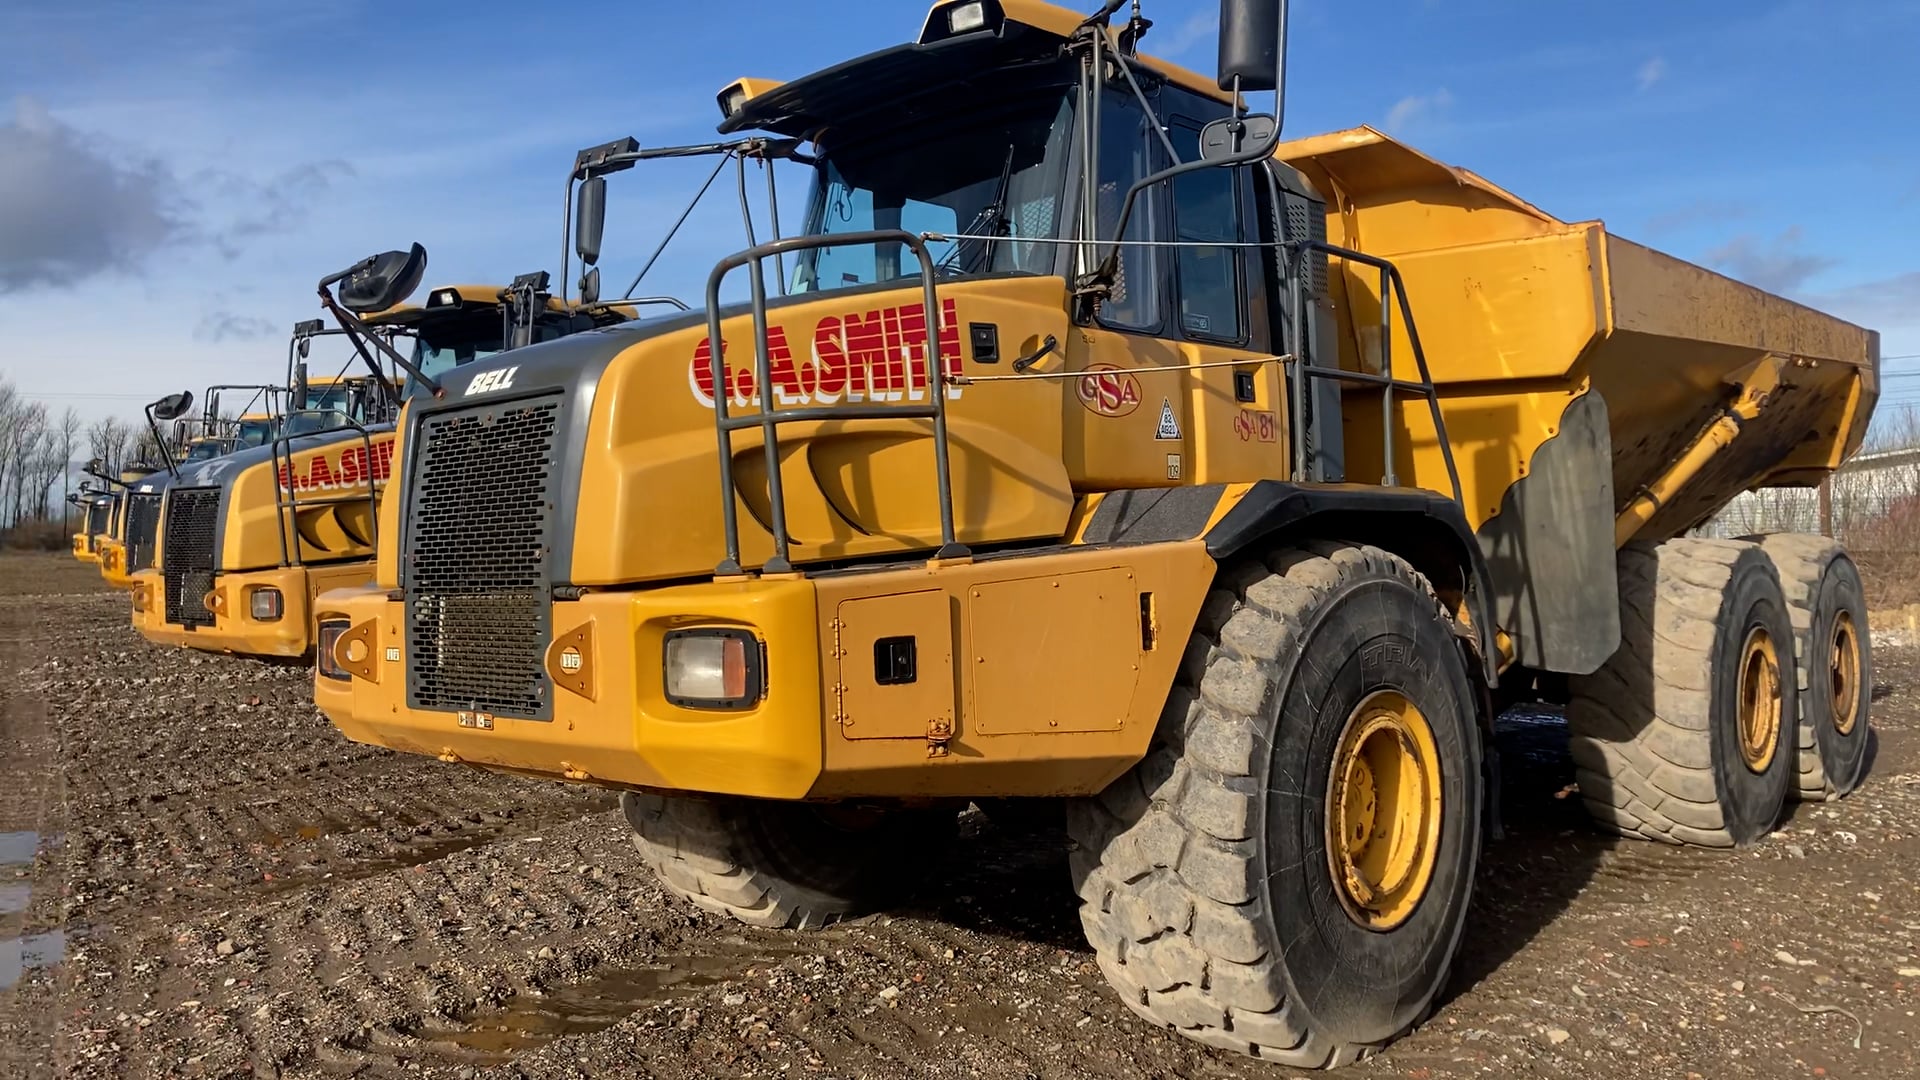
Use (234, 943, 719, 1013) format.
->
(405, 397, 559, 719)
(125, 493, 163, 571)
(1283, 197, 1329, 299)
(162, 488, 221, 628)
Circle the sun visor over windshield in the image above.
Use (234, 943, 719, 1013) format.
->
(717, 23, 1067, 139)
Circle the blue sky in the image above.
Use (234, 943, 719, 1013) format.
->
(2, 0, 1916, 424)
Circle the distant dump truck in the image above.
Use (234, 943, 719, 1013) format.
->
(312, 0, 1878, 1065)
(68, 489, 114, 563)
(89, 463, 166, 590)
(131, 277, 631, 659)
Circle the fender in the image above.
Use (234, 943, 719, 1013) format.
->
(1204, 480, 1500, 687)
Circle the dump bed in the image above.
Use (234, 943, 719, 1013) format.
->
(1276, 126, 1879, 542)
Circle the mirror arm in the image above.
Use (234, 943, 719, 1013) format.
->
(318, 287, 444, 400)
(316, 255, 377, 293)
(141, 404, 179, 481)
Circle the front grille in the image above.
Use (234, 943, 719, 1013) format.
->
(162, 488, 222, 629)
(405, 397, 560, 719)
(125, 493, 163, 571)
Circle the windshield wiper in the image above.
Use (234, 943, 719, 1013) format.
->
(940, 143, 1018, 274)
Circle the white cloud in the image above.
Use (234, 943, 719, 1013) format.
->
(1384, 88, 1454, 133)
(1637, 56, 1668, 91)
(1704, 226, 1838, 295)
(193, 311, 278, 343)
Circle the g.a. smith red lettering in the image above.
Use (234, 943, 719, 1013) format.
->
(277, 440, 395, 493)
(691, 299, 964, 408)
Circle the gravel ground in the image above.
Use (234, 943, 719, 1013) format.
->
(2, 551, 1917, 1079)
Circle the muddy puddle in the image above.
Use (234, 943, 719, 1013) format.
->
(0, 883, 29, 915)
(1, 928, 65, 990)
(0, 829, 45, 866)
(418, 941, 813, 1065)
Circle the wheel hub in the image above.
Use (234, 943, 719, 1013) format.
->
(1325, 690, 1443, 931)
(1828, 612, 1861, 737)
(1736, 626, 1782, 773)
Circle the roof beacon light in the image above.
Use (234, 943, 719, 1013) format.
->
(947, 1, 987, 34)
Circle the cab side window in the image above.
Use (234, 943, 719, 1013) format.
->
(1170, 120, 1244, 342)
(1092, 87, 1165, 331)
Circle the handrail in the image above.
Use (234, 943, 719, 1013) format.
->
(703, 229, 968, 575)
(1285, 240, 1467, 510)
(267, 412, 384, 570)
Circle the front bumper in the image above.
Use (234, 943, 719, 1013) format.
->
(132, 563, 376, 658)
(96, 542, 135, 588)
(315, 577, 828, 800)
(315, 544, 1212, 803)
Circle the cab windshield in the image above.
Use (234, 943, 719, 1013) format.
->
(286, 382, 359, 436)
(791, 94, 1073, 294)
(407, 314, 576, 400)
(236, 418, 274, 448)
(182, 440, 228, 464)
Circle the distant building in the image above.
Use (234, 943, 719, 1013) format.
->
(1697, 446, 1920, 546)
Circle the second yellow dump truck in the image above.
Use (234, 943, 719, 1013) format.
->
(91, 463, 166, 589)
(314, 0, 1879, 1066)
(132, 277, 631, 658)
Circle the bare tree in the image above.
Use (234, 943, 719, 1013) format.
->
(86, 416, 133, 478)
(54, 406, 80, 532)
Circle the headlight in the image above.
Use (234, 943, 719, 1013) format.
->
(663, 628, 763, 710)
(317, 620, 350, 681)
(249, 587, 284, 622)
(948, 0, 987, 33)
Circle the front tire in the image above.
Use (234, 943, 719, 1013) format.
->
(1067, 543, 1483, 1067)
(622, 793, 947, 929)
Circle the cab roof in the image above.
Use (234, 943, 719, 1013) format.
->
(361, 283, 639, 327)
(719, 0, 1230, 139)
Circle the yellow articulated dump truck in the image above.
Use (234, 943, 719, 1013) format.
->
(89, 462, 166, 590)
(312, 0, 1879, 1065)
(68, 488, 115, 563)
(131, 273, 630, 659)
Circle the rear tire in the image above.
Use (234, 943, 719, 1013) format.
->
(1748, 534, 1871, 799)
(1067, 543, 1483, 1067)
(1566, 539, 1794, 847)
(621, 792, 947, 929)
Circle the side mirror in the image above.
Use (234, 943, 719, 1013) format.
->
(579, 266, 602, 306)
(293, 362, 309, 411)
(1198, 114, 1278, 161)
(576, 176, 608, 267)
(338, 244, 429, 314)
(1218, 0, 1283, 93)
(149, 391, 195, 422)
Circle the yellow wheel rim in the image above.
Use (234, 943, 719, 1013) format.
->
(1325, 690, 1443, 931)
(1736, 626, 1782, 773)
(1829, 612, 1861, 737)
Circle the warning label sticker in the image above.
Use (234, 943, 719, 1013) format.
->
(1155, 399, 1181, 441)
